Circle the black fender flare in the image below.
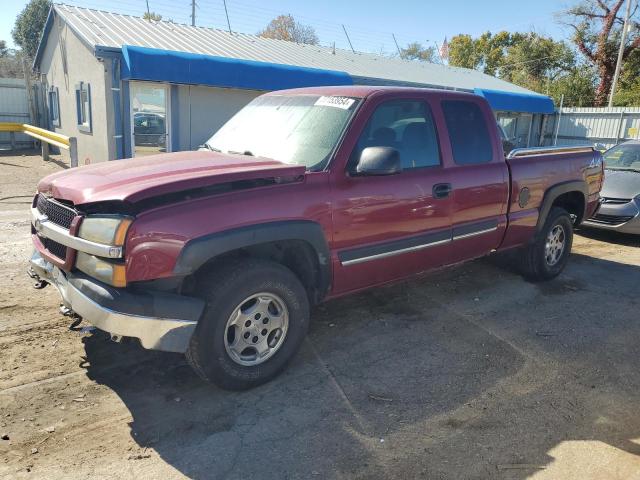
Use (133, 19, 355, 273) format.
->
(536, 180, 588, 232)
(173, 220, 331, 297)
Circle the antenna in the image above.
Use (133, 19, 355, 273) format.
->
(223, 0, 232, 33)
(191, 0, 196, 26)
(342, 25, 355, 53)
(145, 0, 151, 19)
(392, 34, 402, 58)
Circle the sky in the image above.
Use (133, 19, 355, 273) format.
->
(1, 0, 574, 54)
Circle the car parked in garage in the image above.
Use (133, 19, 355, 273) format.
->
(583, 140, 640, 234)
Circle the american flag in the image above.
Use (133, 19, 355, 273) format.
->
(439, 37, 449, 61)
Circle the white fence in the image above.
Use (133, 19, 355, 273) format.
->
(0, 78, 33, 148)
(542, 106, 640, 149)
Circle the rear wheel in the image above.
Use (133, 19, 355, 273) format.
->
(186, 258, 310, 390)
(521, 207, 573, 281)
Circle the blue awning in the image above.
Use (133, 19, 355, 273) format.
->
(474, 88, 555, 114)
(120, 45, 353, 90)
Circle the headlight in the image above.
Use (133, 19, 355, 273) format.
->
(78, 216, 132, 245)
(75, 252, 127, 287)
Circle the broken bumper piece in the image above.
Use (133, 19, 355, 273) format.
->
(29, 250, 204, 353)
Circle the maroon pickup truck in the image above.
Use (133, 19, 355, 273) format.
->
(28, 87, 603, 390)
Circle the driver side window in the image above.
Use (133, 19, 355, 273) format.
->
(349, 100, 441, 172)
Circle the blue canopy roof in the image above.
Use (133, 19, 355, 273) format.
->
(118, 45, 555, 114)
(121, 45, 353, 90)
(474, 88, 555, 114)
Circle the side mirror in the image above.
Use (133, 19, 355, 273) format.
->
(355, 147, 402, 176)
(594, 143, 607, 152)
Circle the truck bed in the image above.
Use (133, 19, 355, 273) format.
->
(501, 145, 604, 249)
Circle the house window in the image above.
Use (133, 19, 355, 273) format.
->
(75, 82, 92, 133)
(48, 87, 60, 128)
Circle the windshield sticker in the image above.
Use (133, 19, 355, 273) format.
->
(314, 96, 355, 110)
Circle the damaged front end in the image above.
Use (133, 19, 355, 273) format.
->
(28, 194, 204, 353)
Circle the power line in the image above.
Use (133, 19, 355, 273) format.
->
(63, 0, 432, 57)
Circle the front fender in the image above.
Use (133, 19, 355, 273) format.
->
(173, 220, 331, 294)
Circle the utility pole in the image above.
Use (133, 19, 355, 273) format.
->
(342, 25, 355, 53)
(609, 0, 634, 107)
(553, 94, 564, 146)
(223, 0, 231, 33)
(392, 34, 402, 58)
(191, 0, 196, 26)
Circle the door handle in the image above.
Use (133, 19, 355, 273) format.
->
(433, 183, 452, 199)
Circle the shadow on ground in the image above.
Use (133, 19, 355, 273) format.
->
(81, 252, 640, 479)
(576, 227, 640, 247)
(0, 148, 69, 170)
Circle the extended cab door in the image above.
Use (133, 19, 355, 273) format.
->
(438, 98, 509, 263)
(330, 95, 453, 294)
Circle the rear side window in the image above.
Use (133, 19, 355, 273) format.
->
(442, 100, 493, 165)
(350, 100, 441, 170)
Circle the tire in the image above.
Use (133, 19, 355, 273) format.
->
(186, 258, 310, 391)
(521, 207, 573, 282)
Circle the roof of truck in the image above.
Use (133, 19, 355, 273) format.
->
(268, 85, 479, 99)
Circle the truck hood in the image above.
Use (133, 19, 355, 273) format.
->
(37, 151, 306, 205)
(602, 168, 640, 200)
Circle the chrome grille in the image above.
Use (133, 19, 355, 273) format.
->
(591, 213, 635, 225)
(600, 197, 631, 205)
(36, 194, 77, 230)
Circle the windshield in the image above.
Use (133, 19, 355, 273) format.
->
(205, 94, 359, 171)
(603, 143, 640, 171)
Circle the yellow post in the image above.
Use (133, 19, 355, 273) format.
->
(0, 122, 78, 167)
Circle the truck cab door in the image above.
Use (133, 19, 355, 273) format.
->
(439, 99, 509, 263)
(330, 98, 452, 295)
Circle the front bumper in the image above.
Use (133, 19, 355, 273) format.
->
(29, 250, 204, 353)
(582, 198, 640, 234)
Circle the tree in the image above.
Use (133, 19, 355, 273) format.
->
(0, 48, 26, 78)
(547, 66, 597, 106)
(448, 31, 592, 106)
(12, 0, 51, 59)
(143, 11, 162, 22)
(258, 15, 318, 45)
(399, 42, 436, 62)
(499, 33, 576, 88)
(613, 48, 640, 105)
(448, 31, 512, 74)
(561, 0, 640, 106)
(448, 35, 478, 69)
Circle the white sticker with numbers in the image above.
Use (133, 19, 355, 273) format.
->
(314, 96, 355, 110)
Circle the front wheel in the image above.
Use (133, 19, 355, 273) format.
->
(186, 258, 310, 390)
(521, 207, 573, 281)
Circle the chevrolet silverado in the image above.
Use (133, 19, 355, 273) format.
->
(28, 86, 603, 390)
